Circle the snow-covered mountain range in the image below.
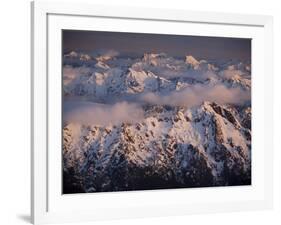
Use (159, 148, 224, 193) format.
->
(62, 51, 251, 193)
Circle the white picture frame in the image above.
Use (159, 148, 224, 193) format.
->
(31, 1, 273, 224)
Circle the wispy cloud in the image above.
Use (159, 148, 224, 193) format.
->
(141, 84, 250, 107)
(64, 101, 144, 126)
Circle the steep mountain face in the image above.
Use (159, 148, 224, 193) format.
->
(62, 51, 251, 193)
(63, 102, 251, 193)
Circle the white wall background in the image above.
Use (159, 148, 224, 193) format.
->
(0, 0, 280, 224)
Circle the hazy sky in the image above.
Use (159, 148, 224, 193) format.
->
(63, 30, 251, 61)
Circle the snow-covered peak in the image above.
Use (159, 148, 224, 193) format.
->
(64, 51, 93, 62)
(95, 61, 110, 69)
(80, 54, 92, 61)
(96, 55, 115, 62)
(142, 52, 168, 66)
(125, 68, 172, 93)
(65, 51, 79, 58)
(185, 55, 200, 67)
(143, 52, 167, 60)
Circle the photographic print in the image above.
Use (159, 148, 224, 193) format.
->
(62, 30, 251, 194)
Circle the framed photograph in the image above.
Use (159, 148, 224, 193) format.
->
(31, 1, 273, 224)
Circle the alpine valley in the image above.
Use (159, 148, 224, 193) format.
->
(62, 50, 251, 193)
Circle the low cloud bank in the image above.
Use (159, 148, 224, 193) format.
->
(64, 101, 144, 126)
(141, 84, 250, 107)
